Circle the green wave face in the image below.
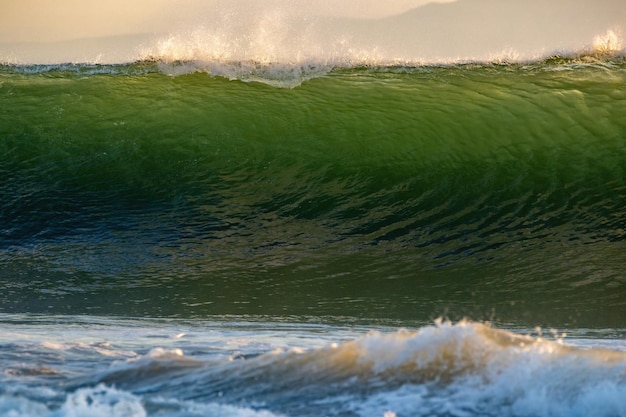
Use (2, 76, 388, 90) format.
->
(1, 63, 626, 325)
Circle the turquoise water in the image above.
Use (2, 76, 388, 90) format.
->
(1, 57, 626, 415)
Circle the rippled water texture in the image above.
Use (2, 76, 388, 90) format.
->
(1, 62, 625, 326)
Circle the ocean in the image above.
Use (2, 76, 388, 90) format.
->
(2, 1, 626, 415)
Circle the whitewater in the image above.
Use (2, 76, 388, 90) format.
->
(1, 317, 626, 417)
(2, 1, 626, 416)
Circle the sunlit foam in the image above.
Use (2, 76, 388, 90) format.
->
(593, 29, 624, 56)
(2, 0, 625, 74)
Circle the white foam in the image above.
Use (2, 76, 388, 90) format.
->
(56, 385, 147, 417)
(0, 385, 145, 417)
(0, 385, 285, 417)
(0, 396, 49, 417)
(146, 397, 286, 417)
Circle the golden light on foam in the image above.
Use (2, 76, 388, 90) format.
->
(593, 29, 624, 55)
(1, 0, 624, 65)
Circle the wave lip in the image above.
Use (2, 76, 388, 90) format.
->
(3, 0, 624, 86)
(134, 23, 626, 86)
(3, 50, 625, 89)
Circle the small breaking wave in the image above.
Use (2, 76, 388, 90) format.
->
(74, 321, 626, 416)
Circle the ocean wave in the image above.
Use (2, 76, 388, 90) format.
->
(2, 59, 625, 323)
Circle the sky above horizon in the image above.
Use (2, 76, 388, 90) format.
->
(1, 0, 457, 43)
